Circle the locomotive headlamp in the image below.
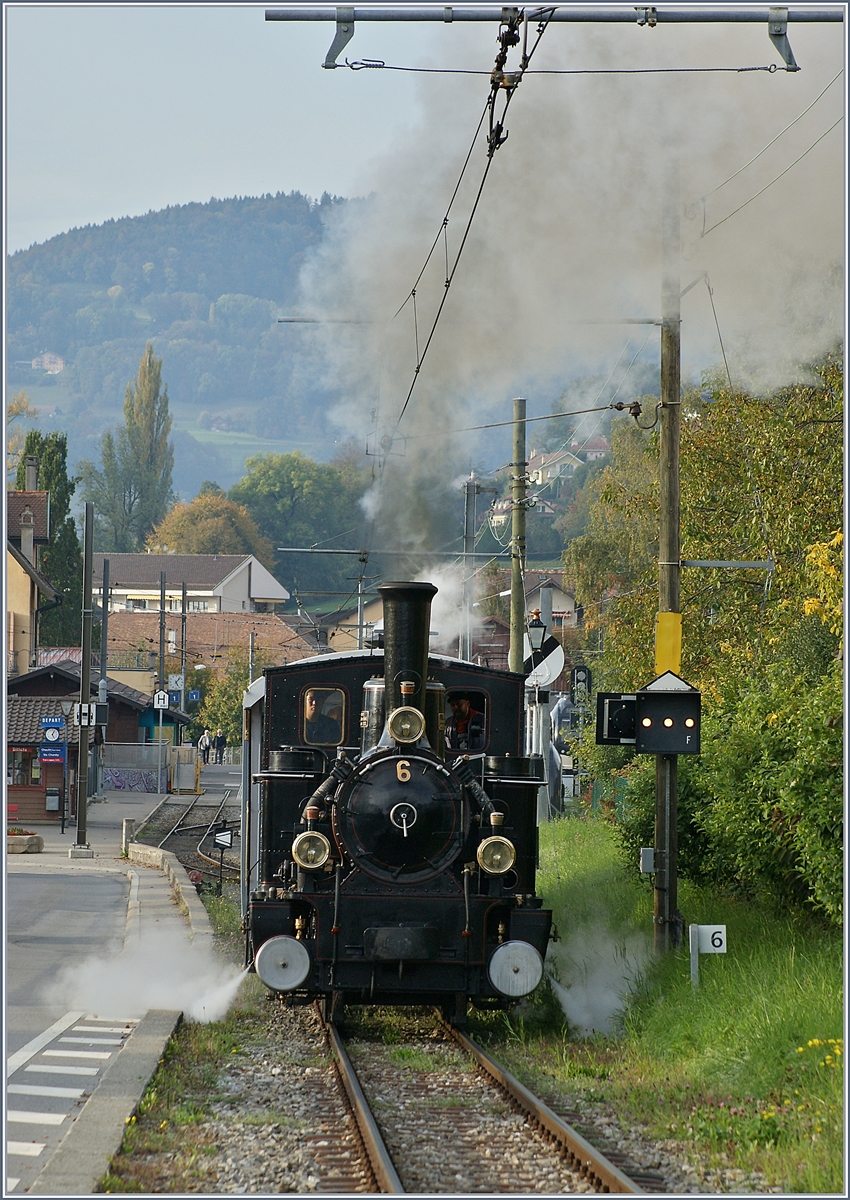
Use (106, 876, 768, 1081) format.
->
(387, 706, 426, 744)
(292, 830, 331, 870)
(477, 835, 516, 875)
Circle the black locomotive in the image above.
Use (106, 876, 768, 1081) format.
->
(244, 580, 552, 1023)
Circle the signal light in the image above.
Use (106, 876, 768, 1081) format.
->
(663, 717, 674, 727)
(641, 717, 652, 727)
(685, 718, 695, 728)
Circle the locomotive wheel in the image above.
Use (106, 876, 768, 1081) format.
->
(441, 992, 469, 1027)
(324, 990, 346, 1026)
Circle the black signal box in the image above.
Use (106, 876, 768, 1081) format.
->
(635, 688, 701, 754)
(596, 693, 636, 745)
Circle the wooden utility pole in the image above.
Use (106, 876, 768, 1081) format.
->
(508, 398, 527, 674)
(655, 163, 684, 954)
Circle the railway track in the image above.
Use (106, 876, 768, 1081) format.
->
(137, 793, 242, 885)
(317, 1005, 649, 1194)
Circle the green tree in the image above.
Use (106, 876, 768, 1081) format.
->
(80, 343, 174, 550)
(15, 429, 83, 646)
(198, 646, 270, 748)
(228, 451, 367, 595)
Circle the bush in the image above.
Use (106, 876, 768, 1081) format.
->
(614, 661, 843, 925)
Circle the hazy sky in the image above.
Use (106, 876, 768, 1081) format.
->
(6, 4, 845, 258)
(4, 3, 459, 253)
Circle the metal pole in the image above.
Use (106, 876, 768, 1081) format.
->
(536, 585, 553, 823)
(159, 572, 166, 792)
(61, 721, 67, 835)
(509, 398, 527, 674)
(249, 631, 256, 685)
(460, 472, 479, 661)
(181, 582, 187, 717)
(357, 552, 367, 650)
(655, 161, 683, 954)
(99, 558, 109, 684)
(74, 502, 94, 850)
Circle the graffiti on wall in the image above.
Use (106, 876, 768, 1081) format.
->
(103, 767, 167, 793)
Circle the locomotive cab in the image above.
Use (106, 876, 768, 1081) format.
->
(246, 581, 552, 1022)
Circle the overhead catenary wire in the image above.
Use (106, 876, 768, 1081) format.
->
(393, 8, 555, 429)
(702, 117, 843, 237)
(697, 68, 843, 203)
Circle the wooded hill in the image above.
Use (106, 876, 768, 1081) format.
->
(7, 192, 347, 494)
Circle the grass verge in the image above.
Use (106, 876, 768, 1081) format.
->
(98, 880, 259, 1192)
(473, 815, 843, 1194)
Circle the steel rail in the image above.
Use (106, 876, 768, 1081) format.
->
(157, 795, 200, 849)
(195, 789, 240, 871)
(448, 1024, 645, 1194)
(322, 1016, 405, 1193)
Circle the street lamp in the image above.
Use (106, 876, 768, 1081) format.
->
(527, 609, 546, 654)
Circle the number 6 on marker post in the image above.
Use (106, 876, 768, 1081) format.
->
(697, 924, 727, 953)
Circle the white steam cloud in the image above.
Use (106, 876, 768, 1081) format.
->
(547, 928, 652, 1035)
(297, 20, 843, 570)
(40, 930, 247, 1024)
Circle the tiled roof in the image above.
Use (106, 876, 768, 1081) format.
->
(6, 660, 187, 718)
(7, 492, 50, 543)
(104, 611, 316, 666)
(6, 696, 81, 746)
(93, 553, 250, 589)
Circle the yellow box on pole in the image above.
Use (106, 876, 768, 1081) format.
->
(655, 611, 682, 675)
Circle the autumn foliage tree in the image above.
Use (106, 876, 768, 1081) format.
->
(146, 485, 274, 568)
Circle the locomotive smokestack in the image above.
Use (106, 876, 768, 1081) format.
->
(378, 581, 437, 715)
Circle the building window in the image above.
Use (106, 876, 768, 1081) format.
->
(188, 600, 208, 612)
(127, 598, 147, 611)
(7, 750, 41, 786)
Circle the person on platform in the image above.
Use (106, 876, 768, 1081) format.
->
(304, 689, 341, 744)
(446, 693, 486, 751)
(198, 728, 212, 765)
(213, 729, 226, 764)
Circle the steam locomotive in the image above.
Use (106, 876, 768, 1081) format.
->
(244, 581, 552, 1024)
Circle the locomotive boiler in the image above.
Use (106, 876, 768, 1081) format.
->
(244, 580, 552, 1023)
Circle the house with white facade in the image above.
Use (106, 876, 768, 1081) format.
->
(93, 553, 289, 615)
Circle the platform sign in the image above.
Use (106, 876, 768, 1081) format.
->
(74, 703, 96, 726)
(168, 691, 181, 706)
(188, 689, 201, 703)
(40, 715, 65, 728)
(39, 743, 67, 763)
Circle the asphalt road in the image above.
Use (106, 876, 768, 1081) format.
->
(6, 872, 130, 1057)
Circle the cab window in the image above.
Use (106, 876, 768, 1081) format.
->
(302, 687, 344, 745)
(445, 690, 488, 752)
